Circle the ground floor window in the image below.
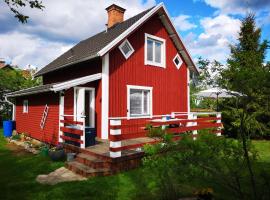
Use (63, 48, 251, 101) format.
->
(127, 85, 152, 118)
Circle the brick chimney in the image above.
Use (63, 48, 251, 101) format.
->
(105, 4, 126, 28)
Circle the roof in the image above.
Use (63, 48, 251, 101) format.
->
(35, 8, 153, 76)
(35, 3, 198, 77)
(6, 73, 102, 97)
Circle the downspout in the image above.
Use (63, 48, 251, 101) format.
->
(4, 96, 15, 121)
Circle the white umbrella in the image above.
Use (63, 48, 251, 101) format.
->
(195, 87, 244, 111)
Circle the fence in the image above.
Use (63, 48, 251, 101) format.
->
(109, 112, 222, 157)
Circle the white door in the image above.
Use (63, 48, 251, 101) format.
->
(75, 88, 85, 123)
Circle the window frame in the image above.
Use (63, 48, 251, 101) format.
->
(173, 53, 183, 69)
(118, 39, 135, 59)
(127, 85, 153, 119)
(23, 100, 28, 113)
(144, 33, 166, 68)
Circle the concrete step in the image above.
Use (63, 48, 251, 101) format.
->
(75, 153, 112, 169)
(67, 161, 112, 177)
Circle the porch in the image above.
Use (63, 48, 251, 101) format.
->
(60, 112, 222, 176)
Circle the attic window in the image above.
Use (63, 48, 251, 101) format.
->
(173, 54, 183, 69)
(119, 39, 134, 59)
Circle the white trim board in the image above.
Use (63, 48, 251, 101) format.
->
(101, 53, 109, 139)
(52, 73, 102, 92)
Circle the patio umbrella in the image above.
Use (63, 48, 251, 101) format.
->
(195, 87, 243, 111)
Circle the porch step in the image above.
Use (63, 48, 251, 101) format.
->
(75, 153, 112, 169)
(66, 161, 112, 177)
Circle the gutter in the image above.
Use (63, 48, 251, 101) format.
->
(4, 95, 15, 120)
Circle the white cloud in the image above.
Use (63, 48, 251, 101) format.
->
(202, 0, 270, 15)
(173, 15, 197, 31)
(184, 15, 241, 62)
(0, 0, 156, 68)
(0, 32, 73, 68)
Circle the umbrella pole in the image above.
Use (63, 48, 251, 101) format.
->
(216, 94, 219, 112)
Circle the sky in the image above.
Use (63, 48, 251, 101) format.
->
(0, 0, 269, 69)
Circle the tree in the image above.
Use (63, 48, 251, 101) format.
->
(0, 68, 41, 121)
(3, 0, 44, 23)
(221, 13, 270, 199)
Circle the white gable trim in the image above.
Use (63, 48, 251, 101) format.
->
(97, 3, 198, 73)
(52, 73, 102, 92)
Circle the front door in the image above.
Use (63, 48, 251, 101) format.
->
(74, 87, 95, 128)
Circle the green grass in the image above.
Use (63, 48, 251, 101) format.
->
(1, 128, 270, 200)
(0, 129, 154, 200)
(252, 140, 270, 162)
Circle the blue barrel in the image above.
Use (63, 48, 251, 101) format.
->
(3, 120, 13, 137)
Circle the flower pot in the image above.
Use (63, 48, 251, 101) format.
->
(48, 149, 66, 161)
(40, 147, 49, 156)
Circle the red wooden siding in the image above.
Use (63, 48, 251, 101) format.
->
(15, 92, 59, 145)
(43, 58, 102, 84)
(109, 13, 188, 118)
(63, 80, 102, 138)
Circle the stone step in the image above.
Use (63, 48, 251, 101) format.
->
(75, 153, 112, 169)
(66, 161, 112, 177)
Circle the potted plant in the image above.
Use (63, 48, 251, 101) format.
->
(39, 143, 49, 156)
(48, 144, 66, 161)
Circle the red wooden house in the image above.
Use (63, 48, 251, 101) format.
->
(6, 3, 222, 176)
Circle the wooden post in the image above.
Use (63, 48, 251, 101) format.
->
(216, 113, 222, 136)
(80, 117, 86, 148)
(192, 113, 198, 140)
(110, 119, 122, 158)
(59, 94, 64, 143)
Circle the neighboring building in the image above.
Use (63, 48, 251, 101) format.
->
(0, 59, 14, 70)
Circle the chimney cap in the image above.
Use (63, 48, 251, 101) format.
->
(105, 4, 126, 13)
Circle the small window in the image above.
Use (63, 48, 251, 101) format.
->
(145, 33, 166, 68)
(119, 39, 134, 59)
(127, 85, 152, 118)
(173, 54, 183, 69)
(23, 100, 28, 113)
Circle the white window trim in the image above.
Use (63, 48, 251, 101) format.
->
(127, 85, 153, 119)
(23, 100, 28, 113)
(144, 33, 166, 68)
(173, 53, 183, 69)
(73, 87, 96, 128)
(118, 39, 135, 59)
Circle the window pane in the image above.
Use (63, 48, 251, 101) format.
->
(130, 89, 142, 115)
(174, 57, 180, 65)
(143, 91, 149, 114)
(155, 41, 162, 63)
(122, 42, 131, 55)
(147, 39, 153, 61)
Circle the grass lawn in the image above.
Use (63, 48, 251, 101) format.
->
(1, 128, 270, 200)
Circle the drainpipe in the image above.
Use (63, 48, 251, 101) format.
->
(4, 96, 15, 121)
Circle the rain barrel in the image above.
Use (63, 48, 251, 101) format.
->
(3, 120, 14, 137)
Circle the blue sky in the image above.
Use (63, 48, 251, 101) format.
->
(0, 0, 269, 69)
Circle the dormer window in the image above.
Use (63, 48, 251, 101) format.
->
(119, 39, 134, 59)
(145, 33, 166, 68)
(173, 54, 183, 69)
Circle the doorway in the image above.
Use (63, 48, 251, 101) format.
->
(74, 87, 95, 128)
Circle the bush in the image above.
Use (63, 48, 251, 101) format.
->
(143, 132, 269, 200)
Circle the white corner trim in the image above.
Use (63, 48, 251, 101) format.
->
(101, 53, 109, 139)
(144, 33, 166, 68)
(187, 68, 190, 113)
(59, 93, 64, 143)
(118, 39, 135, 59)
(173, 53, 183, 69)
(127, 85, 153, 119)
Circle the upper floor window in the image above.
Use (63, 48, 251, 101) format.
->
(119, 39, 134, 59)
(173, 53, 183, 69)
(23, 100, 28, 113)
(145, 33, 166, 68)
